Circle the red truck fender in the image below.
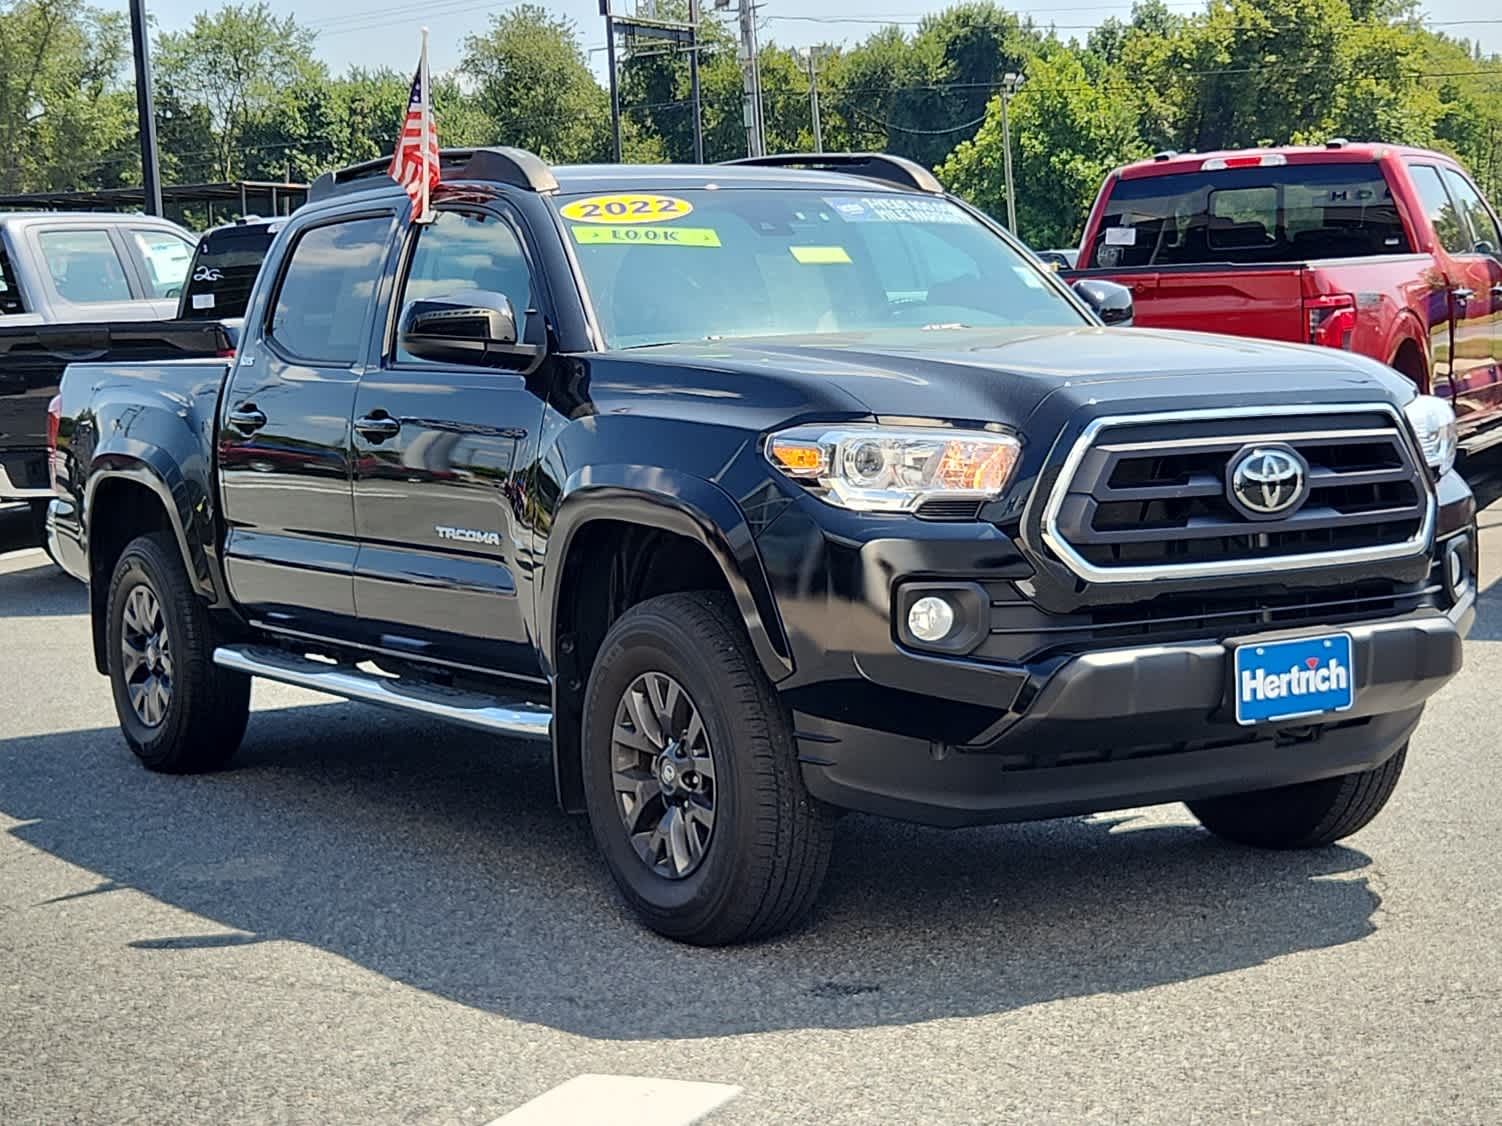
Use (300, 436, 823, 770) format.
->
(1382, 314, 1430, 393)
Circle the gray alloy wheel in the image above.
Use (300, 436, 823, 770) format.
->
(611, 671, 719, 879)
(119, 583, 173, 727)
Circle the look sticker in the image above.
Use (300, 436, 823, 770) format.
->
(571, 226, 720, 247)
(560, 194, 694, 224)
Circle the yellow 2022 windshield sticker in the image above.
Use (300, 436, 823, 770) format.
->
(571, 226, 720, 247)
(560, 194, 694, 224)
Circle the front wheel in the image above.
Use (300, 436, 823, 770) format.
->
(1188, 744, 1407, 849)
(106, 532, 250, 772)
(582, 591, 833, 945)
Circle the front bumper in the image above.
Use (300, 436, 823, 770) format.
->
(795, 600, 1468, 827)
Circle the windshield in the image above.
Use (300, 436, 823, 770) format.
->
(558, 188, 1087, 348)
(1087, 161, 1412, 268)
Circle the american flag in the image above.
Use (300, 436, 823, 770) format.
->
(389, 35, 439, 221)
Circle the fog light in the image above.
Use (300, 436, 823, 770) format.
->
(908, 596, 956, 643)
(1445, 537, 1472, 600)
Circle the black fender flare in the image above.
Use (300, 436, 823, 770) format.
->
(84, 458, 221, 602)
(83, 458, 223, 675)
(539, 464, 794, 683)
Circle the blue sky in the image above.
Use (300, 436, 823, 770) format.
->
(130, 0, 1500, 79)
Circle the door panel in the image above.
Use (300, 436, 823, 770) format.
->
(1409, 163, 1497, 423)
(351, 372, 539, 671)
(351, 206, 547, 677)
(1439, 168, 1502, 424)
(218, 213, 393, 637)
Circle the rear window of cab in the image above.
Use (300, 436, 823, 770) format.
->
(555, 188, 1088, 349)
(1087, 161, 1413, 268)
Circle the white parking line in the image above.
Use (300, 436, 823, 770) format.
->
(487, 1074, 742, 1126)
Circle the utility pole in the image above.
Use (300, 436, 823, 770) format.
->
(736, 0, 764, 157)
(128, 0, 163, 217)
(688, 0, 704, 163)
(601, 1, 623, 161)
(803, 48, 823, 154)
(999, 71, 1024, 235)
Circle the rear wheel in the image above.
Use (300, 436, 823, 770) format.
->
(106, 532, 250, 772)
(582, 591, 833, 945)
(1188, 744, 1407, 849)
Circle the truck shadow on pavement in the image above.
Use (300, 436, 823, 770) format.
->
(0, 701, 1384, 1040)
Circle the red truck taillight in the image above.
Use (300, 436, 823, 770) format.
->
(46, 394, 62, 491)
(1305, 295, 1356, 350)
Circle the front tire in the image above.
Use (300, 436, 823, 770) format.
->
(582, 591, 833, 945)
(1188, 744, 1407, 849)
(106, 532, 250, 773)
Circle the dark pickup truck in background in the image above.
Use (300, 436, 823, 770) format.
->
(1, 319, 231, 539)
(2, 215, 267, 541)
(1069, 142, 1502, 450)
(50, 148, 1476, 944)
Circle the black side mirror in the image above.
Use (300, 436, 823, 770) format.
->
(398, 289, 541, 367)
(1476, 240, 1498, 257)
(1072, 278, 1134, 326)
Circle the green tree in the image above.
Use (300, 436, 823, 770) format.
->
(0, 0, 133, 192)
(461, 5, 609, 162)
(940, 50, 1145, 247)
(154, 2, 323, 180)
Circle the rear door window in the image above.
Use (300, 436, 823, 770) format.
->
(268, 216, 391, 365)
(1088, 162, 1410, 267)
(0, 241, 22, 314)
(180, 224, 277, 320)
(130, 228, 195, 298)
(1408, 165, 1472, 255)
(36, 228, 133, 303)
(1439, 168, 1502, 254)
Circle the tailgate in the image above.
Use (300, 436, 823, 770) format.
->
(1072, 266, 1307, 342)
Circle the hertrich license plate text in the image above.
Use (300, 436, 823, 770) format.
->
(1233, 633, 1355, 725)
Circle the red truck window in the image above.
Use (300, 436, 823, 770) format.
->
(1408, 165, 1473, 255)
(1087, 162, 1411, 268)
(1440, 168, 1502, 254)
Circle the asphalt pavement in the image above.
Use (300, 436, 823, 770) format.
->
(1, 462, 1500, 1125)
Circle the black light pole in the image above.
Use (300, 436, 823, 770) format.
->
(688, 0, 703, 162)
(601, 1, 623, 161)
(129, 0, 164, 216)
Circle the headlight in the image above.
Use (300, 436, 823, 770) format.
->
(766, 425, 1021, 512)
(1403, 394, 1457, 476)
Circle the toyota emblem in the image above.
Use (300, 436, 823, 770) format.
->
(1227, 445, 1309, 520)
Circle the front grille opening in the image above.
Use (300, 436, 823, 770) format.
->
(1053, 413, 1428, 574)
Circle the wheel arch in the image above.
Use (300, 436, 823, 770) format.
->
(1385, 315, 1430, 392)
(540, 466, 794, 813)
(84, 464, 216, 675)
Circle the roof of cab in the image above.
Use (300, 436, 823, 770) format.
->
(308, 147, 944, 207)
(1115, 141, 1460, 180)
(545, 162, 922, 194)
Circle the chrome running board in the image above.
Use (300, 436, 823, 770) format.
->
(213, 644, 552, 740)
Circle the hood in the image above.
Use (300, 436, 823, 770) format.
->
(629, 326, 1413, 428)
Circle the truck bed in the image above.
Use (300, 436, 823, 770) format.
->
(0, 319, 231, 499)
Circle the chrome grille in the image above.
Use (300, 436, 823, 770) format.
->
(1041, 405, 1433, 582)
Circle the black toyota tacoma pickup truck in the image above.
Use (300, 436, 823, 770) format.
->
(49, 149, 1477, 944)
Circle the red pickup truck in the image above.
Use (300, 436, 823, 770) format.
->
(1070, 142, 1502, 449)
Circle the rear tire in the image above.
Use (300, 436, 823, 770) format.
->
(582, 591, 833, 945)
(106, 532, 250, 773)
(1188, 744, 1407, 849)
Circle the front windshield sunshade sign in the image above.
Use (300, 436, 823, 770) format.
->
(560, 194, 694, 224)
(570, 226, 720, 247)
(823, 196, 968, 225)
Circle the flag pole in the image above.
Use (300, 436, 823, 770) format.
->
(418, 26, 433, 224)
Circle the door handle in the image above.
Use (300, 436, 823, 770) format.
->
(355, 413, 401, 441)
(1491, 284, 1502, 298)
(227, 406, 267, 434)
(1451, 287, 1475, 304)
